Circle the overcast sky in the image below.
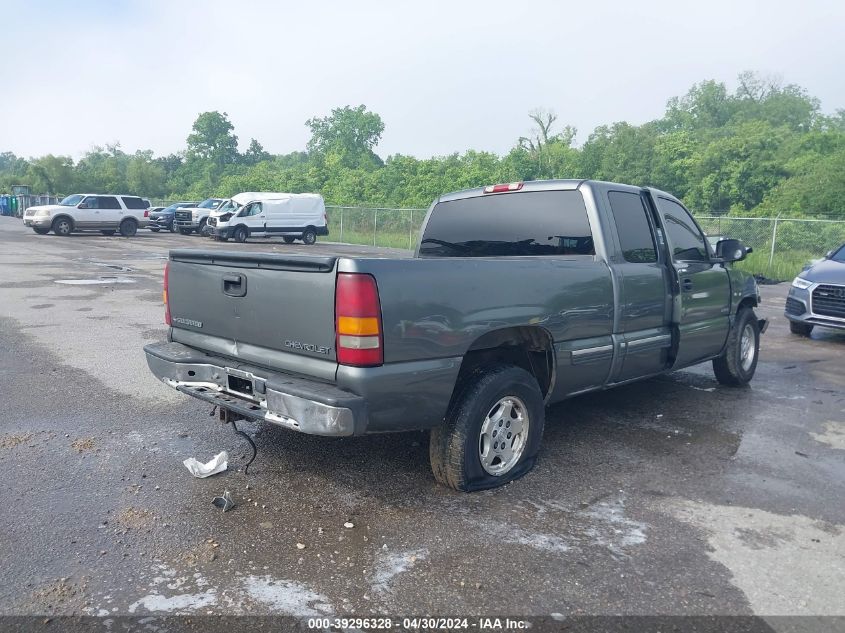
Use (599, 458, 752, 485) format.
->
(2, 0, 843, 160)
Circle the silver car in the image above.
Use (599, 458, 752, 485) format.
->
(785, 243, 845, 335)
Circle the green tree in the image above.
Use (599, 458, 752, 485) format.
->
(517, 110, 577, 179)
(242, 138, 271, 165)
(306, 105, 385, 169)
(186, 111, 240, 166)
(126, 150, 166, 197)
(26, 154, 75, 194)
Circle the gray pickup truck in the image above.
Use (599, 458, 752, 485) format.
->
(144, 179, 767, 491)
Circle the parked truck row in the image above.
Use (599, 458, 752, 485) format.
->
(144, 179, 768, 492)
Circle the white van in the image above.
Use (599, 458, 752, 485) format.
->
(209, 192, 328, 244)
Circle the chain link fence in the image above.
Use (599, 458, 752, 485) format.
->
(696, 216, 845, 280)
(14, 195, 842, 279)
(326, 208, 845, 279)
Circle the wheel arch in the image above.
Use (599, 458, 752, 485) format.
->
(451, 326, 556, 405)
(51, 214, 75, 230)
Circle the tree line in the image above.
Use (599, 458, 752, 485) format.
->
(2, 72, 844, 219)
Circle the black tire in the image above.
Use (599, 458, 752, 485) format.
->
(789, 321, 813, 337)
(197, 218, 208, 235)
(233, 226, 248, 243)
(178, 228, 192, 235)
(119, 219, 138, 237)
(150, 227, 160, 232)
(283, 236, 296, 244)
(169, 221, 177, 233)
(430, 364, 545, 492)
(100, 230, 116, 236)
(52, 216, 73, 236)
(32, 227, 50, 235)
(713, 308, 760, 386)
(301, 228, 317, 245)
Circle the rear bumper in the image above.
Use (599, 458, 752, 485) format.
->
(144, 341, 364, 436)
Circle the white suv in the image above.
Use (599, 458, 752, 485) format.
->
(23, 194, 151, 237)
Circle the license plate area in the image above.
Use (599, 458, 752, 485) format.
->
(227, 374, 254, 397)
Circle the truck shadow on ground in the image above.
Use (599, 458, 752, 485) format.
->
(235, 370, 746, 505)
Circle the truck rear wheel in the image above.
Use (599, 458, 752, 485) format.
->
(430, 364, 544, 492)
(713, 308, 760, 386)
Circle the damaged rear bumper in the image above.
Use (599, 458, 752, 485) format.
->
(144, 341, 363, 436)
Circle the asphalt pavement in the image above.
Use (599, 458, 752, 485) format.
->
(0, 217, 843, 625)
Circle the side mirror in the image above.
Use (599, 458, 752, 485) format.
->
(715, 238, 748, 263)
(826, 250, 834, 259)
(78, 202, 90, 209)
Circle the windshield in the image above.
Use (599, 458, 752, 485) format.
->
(197, 198, 223, 209)
(59, 194, 85, 207)
(832, 244, 845, 263)
(216, 200, 239, 213)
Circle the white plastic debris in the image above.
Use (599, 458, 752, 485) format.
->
(344, 521, 354, 529)
(183, 451, 229, 478)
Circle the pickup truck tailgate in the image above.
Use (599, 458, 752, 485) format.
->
(167, 250, 338, 375)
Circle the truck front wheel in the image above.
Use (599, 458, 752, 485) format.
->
(713, 308, 760, 386)
(430, 364, 545, 492)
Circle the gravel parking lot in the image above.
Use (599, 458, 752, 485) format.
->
(0, 217, 843, 624)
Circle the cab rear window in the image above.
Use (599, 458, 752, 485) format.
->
(419, 190, 594, 258)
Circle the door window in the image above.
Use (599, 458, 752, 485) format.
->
(80, 196, 98, 209)
(656, 198, 709, 262)
(608, 191, 657, 263)
(241, 203, 262, 217)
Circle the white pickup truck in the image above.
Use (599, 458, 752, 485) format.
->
(172, 198, 224, 235)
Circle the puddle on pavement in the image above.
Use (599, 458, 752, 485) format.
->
(55, 276, 137, 285)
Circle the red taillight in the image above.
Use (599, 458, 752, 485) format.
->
(483, 182, 524, 194)
(163, 261, 171, 325)
(144, 209, 150, 217)
(335, 273, 383, 367)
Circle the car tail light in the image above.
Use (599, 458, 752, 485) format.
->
(163, 261, 171, 325)
(335, 273, 383, 366)
(483, 182, 523, 194)
(144, 209, 150, 217)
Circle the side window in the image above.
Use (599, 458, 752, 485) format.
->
(98, 196, 121, 209)
(656, 198, 708, 262)
(608, 191, 657, 263)
(121, 196, 146, 210)
(80, 196, 98, 209)
(241, 203, 261, 217)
